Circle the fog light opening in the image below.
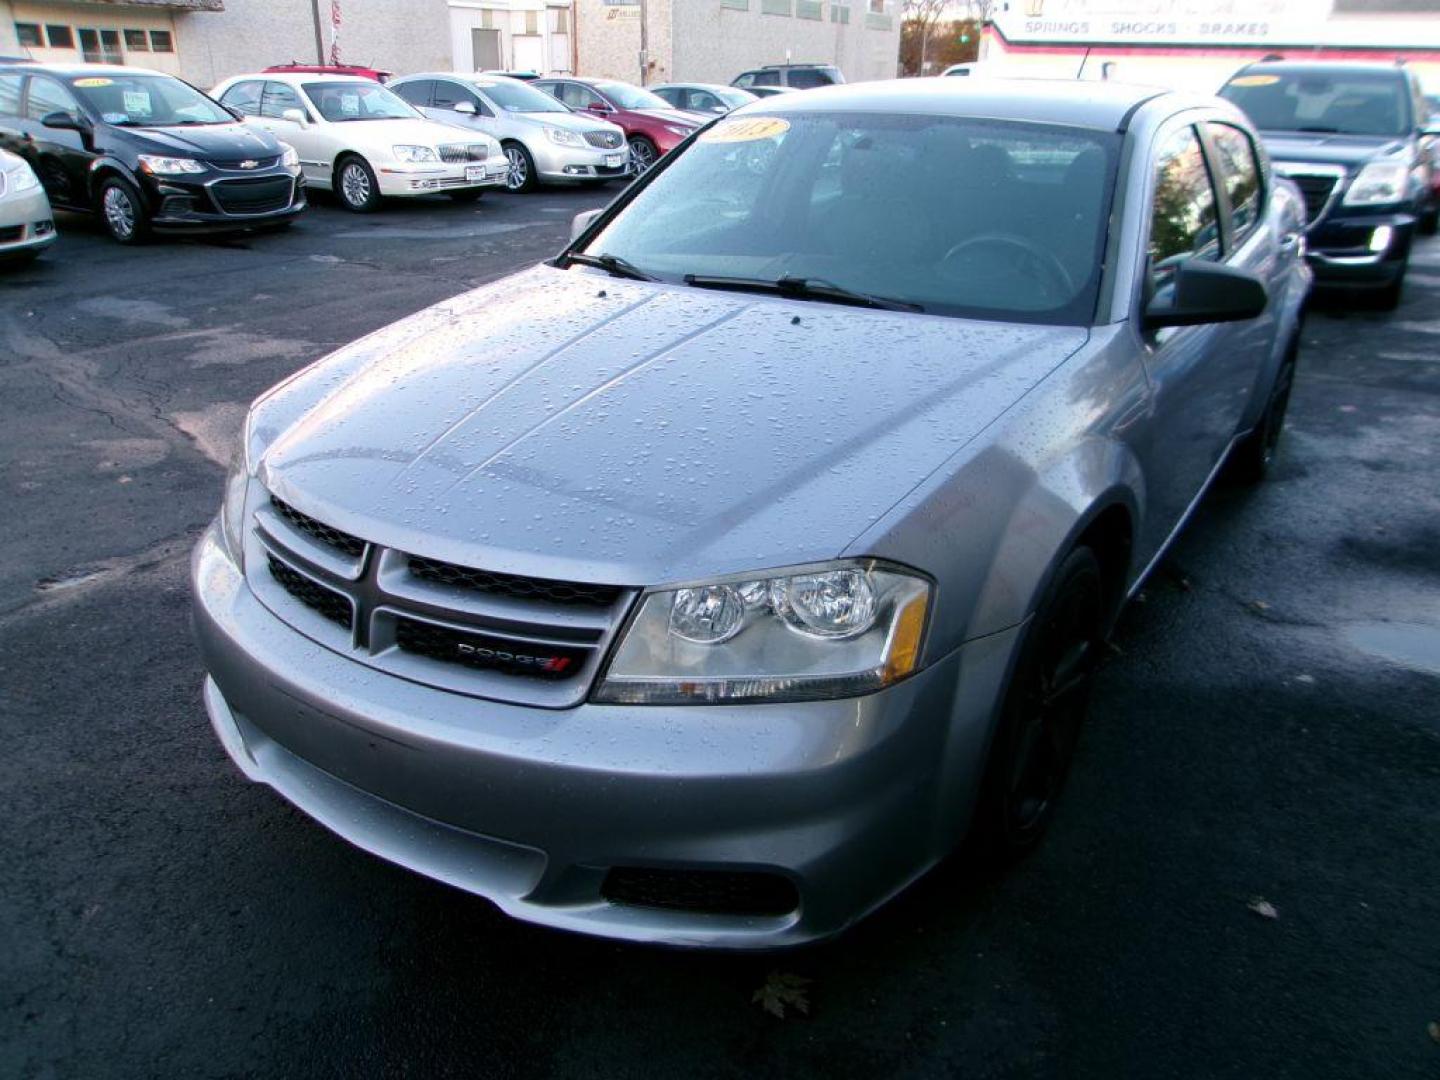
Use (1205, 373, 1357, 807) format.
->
(1368, 225, 1394, 253)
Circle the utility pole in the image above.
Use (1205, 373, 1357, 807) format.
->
(638, 0, 649, 85)
(309, 0, 325, 63)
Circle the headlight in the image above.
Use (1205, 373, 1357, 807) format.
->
(593, 560, 930, 705)
(278, 142, 300, 169)
(138, 154, 206, 175)
(5, 163, 40, 192)
(664, 124, 695, 137)
(220, 443, 250, 569)
(544, 126, 584, 147)
(1344, 161, 1408, 207)
(392, 144, 439, 163)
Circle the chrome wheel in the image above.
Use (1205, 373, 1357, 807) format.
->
(629, 137, 657, 175)
(504, 146, 529, 191)
(102, 185, 136, 239)
(340, 161, 372, 209)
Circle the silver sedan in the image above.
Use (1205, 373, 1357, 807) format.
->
(391, 73, 629, 192)
(0, 150, 57, 265)
(193, 79, 1310, 948)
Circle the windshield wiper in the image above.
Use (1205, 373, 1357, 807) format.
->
(682, 274, 924, 313)
(1295, 125, 1341, 133)
(564, 252, 657, 281)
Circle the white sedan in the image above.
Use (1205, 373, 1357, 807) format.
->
(211, 73, 507, 211)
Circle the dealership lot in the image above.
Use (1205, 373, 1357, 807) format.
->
(2, 193, 1438, 1077)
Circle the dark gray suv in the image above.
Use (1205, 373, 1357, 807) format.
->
(1220, 59, 1440, 307)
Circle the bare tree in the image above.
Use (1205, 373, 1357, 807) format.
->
(903, 0, 951, 75)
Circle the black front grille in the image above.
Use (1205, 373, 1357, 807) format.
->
(212, 176, 294, 215)
(584, 130, 623, 150)
(394, 617, 587, 679)
(438, 143, 488, 163)
(408, 555, 621, 608)
(601, 867, 800, 917)
(1291, 174, 1338, 223)
(268, 555, 353, 629)
(270, 497, 366, 558)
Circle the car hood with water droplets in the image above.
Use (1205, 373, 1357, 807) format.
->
(255, 265, 1087, 586)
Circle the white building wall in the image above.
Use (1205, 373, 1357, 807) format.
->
(575, 0, 899, 86)
(173, 0, 452, 89)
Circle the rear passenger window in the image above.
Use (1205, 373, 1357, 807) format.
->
(753, 70, 781, 86)
(219, 80, 264, 117)
(1206, 122, 1263, 243)
(0, 74, 22, 118)
(24, 77, 79, 122)
(1149, 125, 1220, 286)
(393, 80, 433, 108)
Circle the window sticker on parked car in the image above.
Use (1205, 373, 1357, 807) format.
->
(340, 93, 360, 116)
(1229, 75, 1280, 87)
(101, 113, 129, 124)
(74, 77, 114, 88)
(701, 116, 791, 143)
(123, 90, 153, 117)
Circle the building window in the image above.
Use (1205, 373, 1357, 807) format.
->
(45, 25, 74, 48)
(797, 0, 822, 17)
(525, 10, 538, 33)
(553, 8, 569, 32)
(124, 29, 150, 52)
(149, 29, 174, 52)
(761, 0, 792, 14)
(15, 22, 42, 47)
(78, 28, 123, 64)
(868, 0, 884, 11)
(830, 2, 851, 23)
(721, 0, 750, 9)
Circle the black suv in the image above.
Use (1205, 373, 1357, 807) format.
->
(0, 63, 306, 244)
(732, 63, 844, 91)
(1220, 59, 1439, 307)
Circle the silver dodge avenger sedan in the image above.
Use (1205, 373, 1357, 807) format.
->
(193, 79, 1310, 947)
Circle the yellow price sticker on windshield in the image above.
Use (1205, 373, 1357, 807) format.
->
(1228, 75, 1279, 87)
(700, 116, 791, 143)
(74, 77, 114, 87)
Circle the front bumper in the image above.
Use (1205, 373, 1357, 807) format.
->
(376, 159, 508, 196)
(1306, 209, 1415, 288)
(529, 139, 630, 182)
(0, 186, 56, 259)
(191, 525, 1018, 948)
(144, 169, 307, 233)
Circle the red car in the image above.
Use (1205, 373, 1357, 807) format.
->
(263, 62, 393, 84)
(532, 77, 700, 173)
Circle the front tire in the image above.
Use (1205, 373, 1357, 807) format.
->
(628, 136, 658, 176)
(971, 546, 1106, 863)
(98, 176, 150, 244)
(335, 155, 382, 213)
(503, 142, 537, 193)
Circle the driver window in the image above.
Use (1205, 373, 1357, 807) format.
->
(692, 91, 719, 112)
(260, 82, 306, 121)
(24, 77, 79, 121)
(1148, 125, 1220, 290)
(571, 85, 603, 110)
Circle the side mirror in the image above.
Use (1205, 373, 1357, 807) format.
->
(281, 107, 309, 128)
(1143, 260, 1269, 331)
(586, 101, 612, 115)
(41, 110, 88, 132)
(711, 105, 728, 114)
(453, 100, 477, 115)
(1422, 123, 1440, 138)
(570, 207, 604, 241)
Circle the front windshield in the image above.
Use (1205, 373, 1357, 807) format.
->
(303, 81, 418, 122)
(595, 82, 671, 110)
(475, 80, 567, 113)
(580, 112, 1118, 325)
(69, 74, 232, 126)
(1220, 71, 1411, 136)
(717, 87, 757, 108)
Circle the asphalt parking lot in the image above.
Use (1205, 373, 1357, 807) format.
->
(2, 191, 1438, 1079)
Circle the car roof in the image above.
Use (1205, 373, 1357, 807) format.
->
(0, 62, 169, 78)
(1230, 59, 1411, 80)
(653, 82, 746, 92)
(225, 71, 373, 87)
(747, 77, 1175, 131)
(399, 72, 529, 86)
